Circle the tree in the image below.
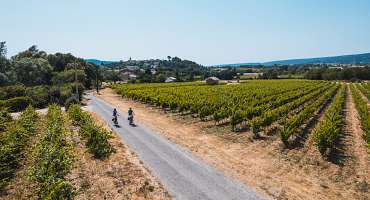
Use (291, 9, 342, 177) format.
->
(12, 45, 47, 60)
(11, 57, 53, 86)
(0, 41, 7, 56)
(103, 70, 121, 83)
(0, 42, 10, 82)
(51, 70, 86, 85)
(47, 53, 81, 72)
(154, 73, 166, 82)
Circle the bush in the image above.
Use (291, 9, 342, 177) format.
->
(64, 96, 79, 111)
(67, 104, 89, 126)
(0, 106, 37, 190)
(0, 109, 12, 132)
(44, 180, 74, 200)
(60, 83, 84, 104)
(0, 84, 26, 100)
(82, 124, 113, 159)
(0, 96, 31, 112)
(28, 105, 74, 199)
(68, 104, 113, 159)
(49, 83, 84, 105)
(26, 85, 49, 108)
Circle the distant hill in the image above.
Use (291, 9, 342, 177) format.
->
(85, 59, 115, 65)
(215, 53, 370, 67)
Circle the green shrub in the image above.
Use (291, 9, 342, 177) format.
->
(82, 124, 113, 159)
(44, 180, 74, 200)
(28, 105, 74, 199)
(59, 83, 84, 104)
(64, 96, 79, 111)
(0, 106, 37, 190)
(0, 109, 12, 132)
(67, 104, 89, 126)
(313, 85, 345, 155)
(68, 104, 113, 159)
(26, 85, 49, 108)
(0, 96, 32, 112)
(0, 84, 26, 100)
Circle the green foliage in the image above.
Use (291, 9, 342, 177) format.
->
(0, 84, 27, 100)
(43, 180, 74, 200)
(0, 106, 37, 190)
(82, 124, 113, 159)
(26, 85, 49, 108)
(313, 85, 345, 155)
(68, 104, 113, 159)
(0, 109, 12, 132)
(49, 83, 84, 105)
(0, 44, 99, 111)
(47, 52, 82, 72)
(28, 105, 74, 199)
(279, 85, 339, 146)
(249, 83, 333, 133)
(112, 80, 328, 131)
(0, 96, 32, 112)
(230, 109, 243, 131)
(305, 67, 370, 80)
(104, 56, 207, 83)
(51, 69, 86, 85)
(351, 84, 370, 147)
(11, 57, 53, 86)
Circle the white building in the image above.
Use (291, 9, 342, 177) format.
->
(165, 77, 177, 83)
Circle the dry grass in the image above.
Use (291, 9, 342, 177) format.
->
(67, 111, 171, 200)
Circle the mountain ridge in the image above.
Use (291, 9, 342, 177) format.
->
(213, 52, 370, 67)
(85, 59, 115, 65)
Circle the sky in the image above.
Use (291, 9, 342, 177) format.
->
(1, 0, 370, 65)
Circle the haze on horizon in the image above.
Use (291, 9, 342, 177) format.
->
(2, 0, 370, 65)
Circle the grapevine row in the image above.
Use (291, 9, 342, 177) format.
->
(279, 84, 339, 145)
(226, 82, 330, 129)
(0, 106, 37, 190)
(356, 83, 370, 101)
(68, 104, 114, 159)
(113, 80, 327, 131)
(28, 105, 74, 199)
(313, 84, 346, 155)
(249, 83, 335, 133)
(351, 84, 370, 147)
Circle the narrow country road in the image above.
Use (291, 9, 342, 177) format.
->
(85, 94, 268, 200)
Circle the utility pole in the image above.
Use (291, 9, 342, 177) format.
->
(96, 66, 99, 94)
(74, 63, 79, 101)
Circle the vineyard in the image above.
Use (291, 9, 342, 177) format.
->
(106, 79, 370, 199)
(112, 80, 370, 151)
(1, 79, 369, 200)
(0, 104, 170, 199)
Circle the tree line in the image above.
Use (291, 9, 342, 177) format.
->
(0, 42, 101, 110)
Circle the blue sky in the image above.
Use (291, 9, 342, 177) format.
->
(1, 0, 370, 65)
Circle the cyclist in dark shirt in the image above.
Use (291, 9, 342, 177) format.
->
(128, 108, 134, 125)
(113, 108, 117, 117)
(128, 108, 133, 116)
(112, 108, 118, 125)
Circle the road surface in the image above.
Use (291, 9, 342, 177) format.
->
(85, 94, 268, 200)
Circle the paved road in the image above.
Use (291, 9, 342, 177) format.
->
(86, 94, 268, 200)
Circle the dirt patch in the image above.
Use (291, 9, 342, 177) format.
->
(67, 112, 171, 200)
(95, 88, 370, 200)
(340, 86, 370, 195)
